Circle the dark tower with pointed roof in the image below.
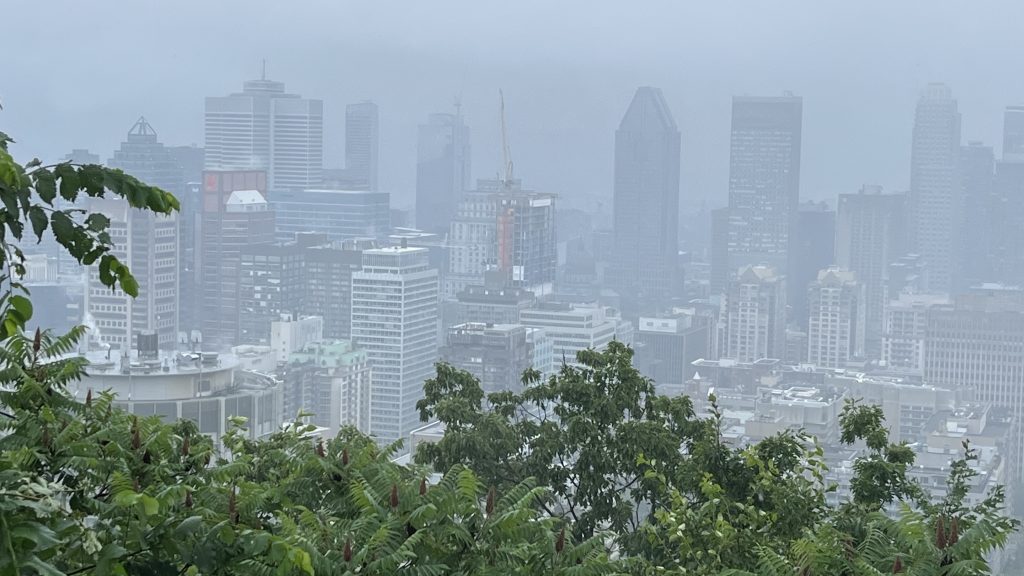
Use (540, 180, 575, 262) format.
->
(609, 87, 681, 316)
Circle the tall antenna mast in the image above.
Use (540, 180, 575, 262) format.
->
(499, 89, 513, 190)
(261, 58, 266, 81)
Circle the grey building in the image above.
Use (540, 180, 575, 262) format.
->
(908, 83, 961, 293)
(836, 186, 906, 360)
(303, 239, 372, 339)
(237, 242, 306, 345)
(991, 108, 1024, 287)
(441, 323, 532, 397)
(790, 201, 835, 327)
(959, 142, 995, 289)
(720, 95, 803, 291)
(608, 87, 681, 315)
(204, 76, 323, 192)
(281, 339, 371, 436)
(416, 111, 471, 233)
(634, 313, 711, 392)
(344, 101, 379, 191)
(449, 271, 537, 329)
(271, 188, 390, 242)
(91, 117, 181, 349)
(197, 170, 276, 350)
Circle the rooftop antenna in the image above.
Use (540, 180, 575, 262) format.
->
(261, 58, 266, 81)
(453, 95, 462, 118)
(499, 89, 513, 190)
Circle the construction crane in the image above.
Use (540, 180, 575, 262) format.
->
(499, 89, 514, 191)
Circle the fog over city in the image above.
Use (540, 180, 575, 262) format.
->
(8, 1, 1024, 210)
(5, 2, 1024, 572)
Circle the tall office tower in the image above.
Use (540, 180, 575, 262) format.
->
(197, 170, 275, 349)
(806, 267, 866, 368)
(991, 107, 1024, 286)
(908, 83, 961, 293)
(790, 201, 835, 326)
(304, 239, 373, 339)
(204, 75, 323, 192)
(1004, 106, 1024, 160)
(958, 142, 995, 288)
(634, 313, 711, 391)
(237, 242, 306, 345)
(925, 287, 1024, 417)
(283, 340, 371, 436)
(709, 207, 732, 293)
(440, 323, 532, 397)
(724, 95, 803, 290)
(609, 87, 681, 316)
(344, 102, 379, 191)
(271, 188, 390, 242)
(836, 186, 906, 360)
(90, 118, 181, 349)
(351, 247, 438, 447)
(722, 265, 786, 362)
(446, 179, 555, 298)
(416, 111, 472, 233)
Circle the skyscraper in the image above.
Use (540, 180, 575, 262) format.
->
(723, 95, 803, 287)
(197, 170, 275, 349)
(908, 83, 961, 293)
(958, 143, 995, 288)
(790, 201, 835, 327)
(609, 87, 681, 315)
(440, 323, 532, 397)
(351, 247, 438, 447)
(91, 118, 181, 348)
(1003, 105, 1024, 160)
(344, 102, 379, 191)
(991, 107, 1024, 286)
(806, 267, 865, 368)
(722, 265, 786, 362)
(836, 186, 906, 359)
(416, 111, 471, 233)
(204, 76, 323, 192)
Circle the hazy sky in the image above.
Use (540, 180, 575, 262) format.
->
(4, 1, 1024, 212)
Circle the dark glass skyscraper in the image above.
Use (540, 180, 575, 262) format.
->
(609, 87, 681, 315)
(722, 95, 803, 296)
(345, 101, 379, 191)
(416, 112, 471, 233)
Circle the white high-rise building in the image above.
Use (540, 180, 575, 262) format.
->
(723, 266, 786, 362)
(806, 267, 866, 369)
(909, 83, 961, 293)
(519, 303, 632, 368)
(351, 247, 439, 447)
(204, 76, 323, 192)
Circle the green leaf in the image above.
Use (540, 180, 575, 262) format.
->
(49, 212, 76, 253)
(1, 188, 20, 219)
(28, 206, 48, 240)
(139, 494, 159, 516)
(175, 515, 204, 537)
(10, 295, 32, 324)
(23, 556, 64, 576)
(56, 164, 80, 202)
(98, 255, 115, 287)
(0, 148, 20, 187)
(33, 171, 57, 205)
(119, 271, 139, 298)
(85, 213, 110, 232)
